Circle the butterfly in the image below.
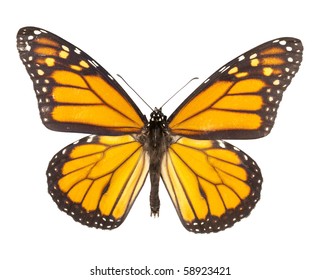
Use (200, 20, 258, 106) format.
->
(17, 27, 303, 233)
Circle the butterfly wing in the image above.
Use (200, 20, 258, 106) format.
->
(168, 37, 303, 139)
(17, 27, 146, 135)
(162, 38, 303, 233)
(161, 137, 261, 233)
(47, 134, 149, 229)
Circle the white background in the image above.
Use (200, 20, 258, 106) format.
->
(1, 0, 318, 279)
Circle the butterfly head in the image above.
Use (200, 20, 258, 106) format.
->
(149, 108, 167, 129)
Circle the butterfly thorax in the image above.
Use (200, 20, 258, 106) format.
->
(145, 108, 171, 216)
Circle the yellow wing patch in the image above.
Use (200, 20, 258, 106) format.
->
(47, 135, 149, 229)
(168, 77, 267, 135)
(161, 137, 261, 233)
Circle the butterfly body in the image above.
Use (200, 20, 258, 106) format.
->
(17, 27, 303, 233)
(142, 109, 169, 215)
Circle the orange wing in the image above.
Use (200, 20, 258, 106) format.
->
(168, 38, 303, 139)
(161, 137, 261, 233)
(17, 27, 146, 135)
(47, 134, 149, 229)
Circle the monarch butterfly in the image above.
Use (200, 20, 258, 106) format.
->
(17, 27, 303, 233)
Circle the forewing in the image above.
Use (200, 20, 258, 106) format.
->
(168, 38, 303, 139)
(17, 27, 146, 135)
(161, 137, 261, 233)
(47, 135, 149, 229)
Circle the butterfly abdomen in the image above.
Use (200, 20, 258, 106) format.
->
(146, 108, 170, 216)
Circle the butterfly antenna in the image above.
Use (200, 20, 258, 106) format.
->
(160, 77, 199, 109)
(117, 74, 153, 111)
